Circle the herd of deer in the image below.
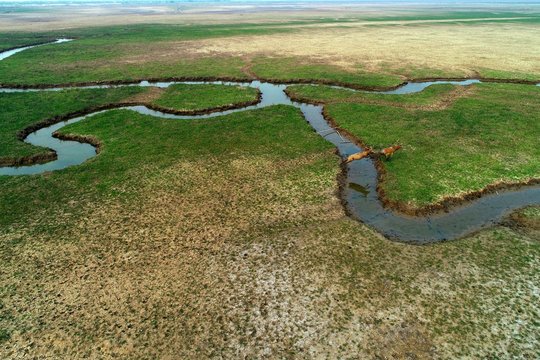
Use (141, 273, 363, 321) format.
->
(345, 145, 402, 163)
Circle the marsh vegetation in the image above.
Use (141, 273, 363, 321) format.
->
(0, 8, 539, 358)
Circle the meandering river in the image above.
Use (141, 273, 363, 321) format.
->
(1, 40, 539, 243)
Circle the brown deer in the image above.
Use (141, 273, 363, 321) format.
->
(345, 148, 373, 163)
(380, 145, 402, 160)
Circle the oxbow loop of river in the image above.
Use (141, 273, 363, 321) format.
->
(0, 40, 539, 243)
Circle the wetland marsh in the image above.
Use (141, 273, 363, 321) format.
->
(1, 5, 539, 358)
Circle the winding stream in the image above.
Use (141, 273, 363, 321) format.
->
(0, 38, 72, 61)
(1, 41, 539, 243)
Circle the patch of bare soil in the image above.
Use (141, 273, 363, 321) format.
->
(366, 321, 435, 359)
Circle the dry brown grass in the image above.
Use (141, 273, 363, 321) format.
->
(191, 23, 540, 77)
(45, 21, 533, 90)
(82, 21, 539, 83)
(123, 87, 165, 103)
(2, 153, 539, 358)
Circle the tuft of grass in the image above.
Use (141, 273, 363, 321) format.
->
(0, 329, 10, 343)
(522, 207, 540, 219)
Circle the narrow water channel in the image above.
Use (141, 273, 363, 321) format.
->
(0, 38, 72, 61)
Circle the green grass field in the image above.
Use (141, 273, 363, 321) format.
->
(0, 24, 284, 84)
(0, 103, 333, 226)
(0, 23, 297, 49)
(363, 11, 540, 23)
(0, 38, 404, 88)
(1, 16, 539, 358)
(0, 42, 247, 85)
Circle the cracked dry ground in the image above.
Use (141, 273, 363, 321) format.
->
(1, 154, 539, 358)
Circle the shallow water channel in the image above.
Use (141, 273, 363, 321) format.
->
(1, 41, 539, 243)
(0, 38, 72, 61)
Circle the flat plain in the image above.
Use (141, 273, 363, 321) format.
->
(0, 3, 539, 358)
